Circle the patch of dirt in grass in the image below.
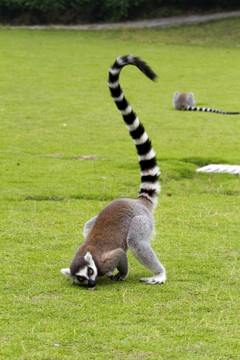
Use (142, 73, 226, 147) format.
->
(44, 153, 63, 158)
(44, 154, 98, 161)
(74, 155, 97, 161)
(30, 292, 60, 301)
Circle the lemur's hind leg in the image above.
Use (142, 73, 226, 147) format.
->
(127, 215, 166, 285)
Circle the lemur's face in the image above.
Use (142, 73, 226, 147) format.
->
(61, 252, 98, 289)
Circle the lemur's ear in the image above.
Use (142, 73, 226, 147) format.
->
(173, 91, 179, 103)
(84, 252, 93, 263)
(187, 92, 195, 105)
(60, 268, 71, 276)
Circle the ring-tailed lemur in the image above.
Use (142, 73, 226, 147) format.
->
(61, 55, 166, 289)
(173, 91, 240, 114)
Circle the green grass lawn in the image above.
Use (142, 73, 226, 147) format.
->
(0, 18, 240, 359)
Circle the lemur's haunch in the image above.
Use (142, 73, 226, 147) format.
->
(61, 55, 166, 288)
(173, 91, 240, 115)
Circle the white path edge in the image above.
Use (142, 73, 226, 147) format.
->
(197, 164, 240, 175)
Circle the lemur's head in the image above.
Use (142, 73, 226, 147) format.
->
(61, 252, 98, 289)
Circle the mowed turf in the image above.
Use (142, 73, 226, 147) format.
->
(0, 18, 240, 359)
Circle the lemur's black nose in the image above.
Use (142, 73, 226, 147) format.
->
(88, 279, 96, 288)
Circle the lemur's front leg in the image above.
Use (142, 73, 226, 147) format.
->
(101, 249, 128, 281)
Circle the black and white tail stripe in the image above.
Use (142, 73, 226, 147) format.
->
(108, 55, 160, 208)
(185, 106, 240, 115)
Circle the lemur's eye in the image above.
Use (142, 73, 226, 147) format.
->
(88, 268, 93, 276)
(76, 276, 85, 282)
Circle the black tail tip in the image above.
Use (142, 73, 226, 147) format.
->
(116, 55, 158, 81)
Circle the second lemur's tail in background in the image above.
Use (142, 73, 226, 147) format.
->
(185, 106, 240, 115)
(108, 55, 160, 209)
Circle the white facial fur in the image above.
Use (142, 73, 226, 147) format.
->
(61, 252, 98, 286)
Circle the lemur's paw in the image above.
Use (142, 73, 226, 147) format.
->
(108, 273, 125, 281)
(140, 273, 166, 285)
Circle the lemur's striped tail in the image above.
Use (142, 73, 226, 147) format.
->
(185, 106, 240, 115)
(108, 55, 160, 209)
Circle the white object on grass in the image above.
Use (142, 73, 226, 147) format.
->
(197, 164, 240, 175)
